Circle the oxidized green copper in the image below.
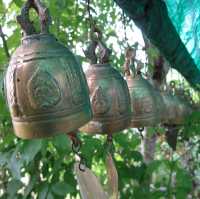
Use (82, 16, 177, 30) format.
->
(80, 29, 131, 135)
(4, 0, 92, 139)
(162, 81, 193, 125)
(124, 48, 162, 127)
(161, 91, 179, 124)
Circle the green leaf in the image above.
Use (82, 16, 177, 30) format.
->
(51, 182, 74, 196)
(23, 176, 37, 199)
(38, 184, 49, 199)
(47, 192, 54, 199)
(176, 168, 192, 191)
(12, 0, 23, 8)
(7, 179, 23, 198)
(0, 0, 5, 14)
(8, 148, 23, 179)
(146, 160, 162, 174)
(20, 140, 43, 165)
(0, 152, 10, 166)
(53, 134, 71, 152)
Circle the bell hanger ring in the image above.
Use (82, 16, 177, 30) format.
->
(88, 26, 112, 64)
(16, 0, 51, 36)
(68, 132, 86, 172)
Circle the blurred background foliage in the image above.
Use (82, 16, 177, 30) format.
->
(0, 0, 199, 198)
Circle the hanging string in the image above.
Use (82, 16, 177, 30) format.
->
(105, 134, 115, 154)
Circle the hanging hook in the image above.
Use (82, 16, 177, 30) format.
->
(138, 127, 144, 139)
(124, 47, 136, 77)
(86, 25, 111, 64)
(83, 39, 98, 64)
(68, 132, 86, 172)
(105, 134, 115, 155)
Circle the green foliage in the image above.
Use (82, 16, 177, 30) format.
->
(0, 0, 199, 198)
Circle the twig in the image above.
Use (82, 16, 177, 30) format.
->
(0, 25, 10, 59)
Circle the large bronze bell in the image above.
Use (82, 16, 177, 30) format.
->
(124, 48, 161, 127)
(80, 29, 131, 135)
(4, 0, 92, 139)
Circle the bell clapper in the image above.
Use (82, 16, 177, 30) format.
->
(68, 132, 86, 172)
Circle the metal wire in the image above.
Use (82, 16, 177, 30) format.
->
(138, 127, 144, 139)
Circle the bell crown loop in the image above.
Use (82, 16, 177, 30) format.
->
(84, 26, 112, 65)
(123, 47, 136, 77)
(17, 0, 51, 36)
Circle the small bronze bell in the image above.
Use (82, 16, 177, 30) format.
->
(174, 86, 193, 123)
(80, 28, 131, 134)
(124, 48, 161, 127)
(162, 81, 192, 125)
(4, 0, 92, 139)
(161, 91, 179, 124)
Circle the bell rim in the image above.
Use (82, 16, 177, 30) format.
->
(12, 108, 92, 139)
(79, 113, 131, 134)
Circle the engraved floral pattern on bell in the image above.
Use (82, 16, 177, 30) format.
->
(126, 74, 160, 127)
(91, 86, 109, 115)
(27, 69, 61, 109)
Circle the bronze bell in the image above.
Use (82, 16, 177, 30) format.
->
(4, 0, 92, 139)
(161, 91, 179, 124)
(124, 48, 161, 127)
(174, 86, 193, 123)
(154, 88, 166, 123)
(80, 28, 131, 135)
(162, 81, 192, 125)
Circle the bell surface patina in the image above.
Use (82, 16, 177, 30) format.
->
(80, 29, 131, 134)
(124, 48, 161, 127)
(4, 0, 92, 139)
(161, 91, 179, 124)
(162, 82, 193, 125)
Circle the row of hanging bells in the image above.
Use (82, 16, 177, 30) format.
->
(3, 0, 193, 140)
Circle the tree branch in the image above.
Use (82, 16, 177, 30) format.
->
(0, 25, 10, 59)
